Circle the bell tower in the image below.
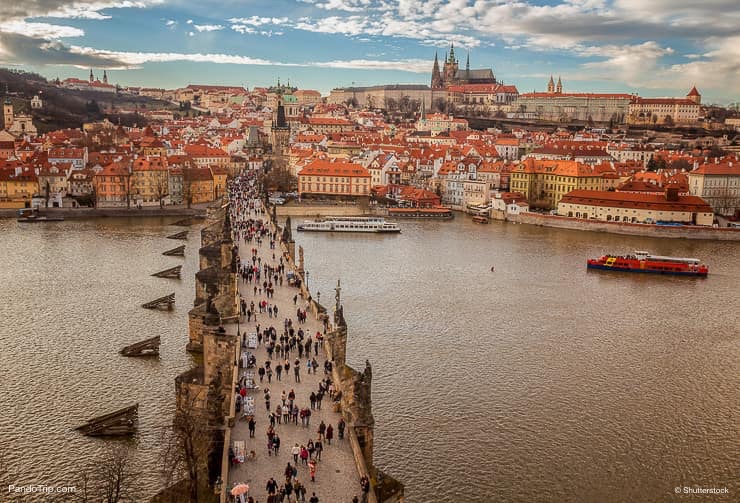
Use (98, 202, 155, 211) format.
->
(3, 86, 13, 130)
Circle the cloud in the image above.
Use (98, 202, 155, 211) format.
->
(311, 58, 429, 72)
(580, 41, 674, 85)
(0, 1, 163, 21)
(193, 24, 224, 32)
(0, 32, 135, 68)
(0, 20, 85, 39)
(227, 16, 289, 27)
(165, 19, 177, 27)
(0, 30, 432, 75)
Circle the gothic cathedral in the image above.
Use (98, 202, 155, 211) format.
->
(431, 43, 497, 89)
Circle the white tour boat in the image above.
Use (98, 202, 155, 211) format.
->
(296, 216, 400, 233)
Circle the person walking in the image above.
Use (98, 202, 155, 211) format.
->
(294, 364, 301, 383)
(266, 477, 278, 496)
(307, 439, 315, 460)
(284, 462, 294, 483)
(337, 418, 345, 440)
(308, 459, 316, 482)
(248, 417, 256, 438)
(292, 443, 300, 464)
(325, 424, 333, 445)
(360, 475, 370, 503)
(314, 438, 323, 461)
(317, 421, 326, 440)
(309, 493, 319, 503)
(294, 479, 306, 501)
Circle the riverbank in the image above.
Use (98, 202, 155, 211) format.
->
(276, 203, 369, 217)
(508, 212, 740, 241)
(0, 205, 207, 219)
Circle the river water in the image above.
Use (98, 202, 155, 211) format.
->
(0, 216, 737, 502)
(0, 217, 198, 500)
(293, 218, 739, 502)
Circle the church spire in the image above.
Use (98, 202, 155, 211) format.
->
(547, 75, 555, 93)
(89, 69, 94, 83)
(556, 76, 562, 94)
(431, 52, 443, 89)
(103, 70, 108, 84)
(466, 51, 470, 72)
(449, 43, 456, 64)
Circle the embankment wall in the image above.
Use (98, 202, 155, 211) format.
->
(510, 212, 740, 241)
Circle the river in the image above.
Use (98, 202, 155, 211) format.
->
(0, 217, 198, 500)
(0, 216, 737, 502)
(293, 217, 739, 502)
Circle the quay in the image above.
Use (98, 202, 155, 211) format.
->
(0, 205, 206, 220)
(165, 181, 403, 503)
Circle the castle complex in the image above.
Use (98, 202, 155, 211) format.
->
(431, 43, 497, 89)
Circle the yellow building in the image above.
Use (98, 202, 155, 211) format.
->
(510, 159, 619, 209)
(297, 158, 371, 198)
(2, 168, 38, 202)
(209, 165, 228, 200)
(131, 157, 169, 206)
(183, 167, 214, 204)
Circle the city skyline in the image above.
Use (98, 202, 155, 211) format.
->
(0, 1, 738, 104)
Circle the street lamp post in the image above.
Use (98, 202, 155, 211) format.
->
(305, 270, 309, 289)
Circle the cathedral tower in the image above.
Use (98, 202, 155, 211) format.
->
(556, 76, 562, 94)
(431, 52, 443, 89)
(547, 76, 555, 94)
(89, 69, 94, 83)
(103, 70, 108, 84)
(443, 43, 459, 84)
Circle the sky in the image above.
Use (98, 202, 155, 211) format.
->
(0, 0, 738, 104)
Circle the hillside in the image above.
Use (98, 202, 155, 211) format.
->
(0, 68, 178, 133)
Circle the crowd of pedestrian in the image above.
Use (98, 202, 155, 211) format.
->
(226, 175, 366, 503)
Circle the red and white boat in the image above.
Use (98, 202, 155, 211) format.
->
(587, 250, 708, 277)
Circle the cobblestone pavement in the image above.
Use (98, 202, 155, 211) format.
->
(226, 209, 361, 503)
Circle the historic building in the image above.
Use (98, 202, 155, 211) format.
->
(431, 44, 497, 89)
(557, 188, 714, 225)
(297, 158, 371, 198)
(688, 159, 740, 217)
(515, 78, 632, 123)
(510, 158, 620, 209)
(627, 87, 702, 125)
(270, 98, 291, 159)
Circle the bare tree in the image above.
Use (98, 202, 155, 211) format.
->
(182, 168, 195, 209)
(71, 444, 141, 503)
(156, 176, 169, 208)
(160, 390, 214, 503)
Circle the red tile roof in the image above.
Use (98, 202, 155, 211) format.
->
(560, 190, 712, 212)
(690, 162, 739, 176)
(298, 159, 370, 178)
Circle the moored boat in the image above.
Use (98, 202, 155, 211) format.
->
(472, 215, 489, 224)
(387, 207, 453, 219)
(587, 250, 708, 277)
(16, 208, 65, 222)
(296, 216, 400, 233)
(17, 216, 65, 222)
